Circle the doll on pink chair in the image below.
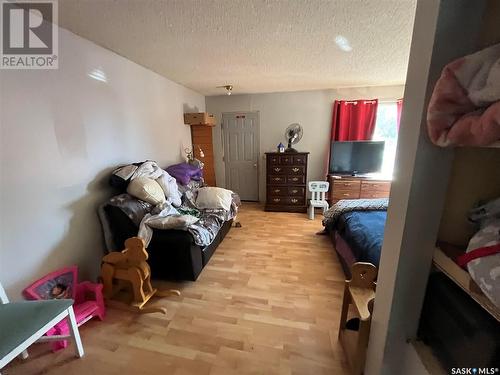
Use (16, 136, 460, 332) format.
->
(23, 265, 105, 351)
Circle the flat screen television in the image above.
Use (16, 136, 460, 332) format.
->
(329, 140, 385, 175)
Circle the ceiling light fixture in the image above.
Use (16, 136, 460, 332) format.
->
(335, 35, 352, 52)
(88, 68, 108, 82)
(217, 85, 233, 95)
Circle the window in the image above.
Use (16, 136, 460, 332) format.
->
(373, 102, 399, 177)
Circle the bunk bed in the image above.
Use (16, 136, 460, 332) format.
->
(416, 132, 500, 371)
(416, 32, 500, 370)
(433, 243, 500, 322)
(363, 2, 500, 373)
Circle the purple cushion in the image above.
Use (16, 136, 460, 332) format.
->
(165, 163, 202, 185)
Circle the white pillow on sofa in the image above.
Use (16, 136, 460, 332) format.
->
(196, 187, 233, 211)
(145, 214, 199, 230)
(156, 172, 182, 207)
(127, 177, 166, 205)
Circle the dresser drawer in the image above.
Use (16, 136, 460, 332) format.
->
(288, 197, 305, 205)
(360, 180, 391, 199)
(268, 186, 287, 196)
(361, 181, 391, 193)
(268, 154, 280, 164)
(268, 155, 293, 165)
(267, 196, 305, 206)
(287, 175, 305, 185)
(287, 166, 305, 175)
(269, 165, 286, 174)
(280, 155, 292, 165)
(268, 196, 286, 205)
(332, 179, 361, 198)
(288, 187, 305, 196)
(359, 191, 390, 199)
(333, 180, 361, 190)
(268, 175, 287, 184)
(293, 155, 307, 165)
(332, 190, 359, 200)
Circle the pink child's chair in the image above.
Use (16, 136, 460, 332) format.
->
(23, 265, 105, 351)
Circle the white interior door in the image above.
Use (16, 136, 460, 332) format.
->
(222, 112, 259, 201)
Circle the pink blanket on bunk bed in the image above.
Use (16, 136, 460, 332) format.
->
(427, 43, 500, 147)
(462, 198, 500, 310)
(456, 244, 500, 267)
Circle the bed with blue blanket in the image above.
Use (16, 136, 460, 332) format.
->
(322, 198, 389, 277)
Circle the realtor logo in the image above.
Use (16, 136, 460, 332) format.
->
(1, 0, 58, 69)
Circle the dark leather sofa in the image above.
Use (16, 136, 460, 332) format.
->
(103, 204, 232, 281)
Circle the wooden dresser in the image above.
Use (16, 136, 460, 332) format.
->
(327, 175, 391, 203)
(265, 152, 309, 212)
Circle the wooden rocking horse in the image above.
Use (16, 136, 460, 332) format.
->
(101, 237, 180, 315)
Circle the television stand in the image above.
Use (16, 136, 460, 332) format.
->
(327, 174, 391, 203)
(348, 173, 374, 178)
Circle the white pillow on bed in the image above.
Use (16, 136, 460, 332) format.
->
(196, 187, 233, 211)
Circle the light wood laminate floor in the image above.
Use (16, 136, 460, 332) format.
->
(5, 203, 349, 375)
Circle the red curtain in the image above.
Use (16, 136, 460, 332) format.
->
(396, 98, 403, 130)
(330, 99, 379, 141)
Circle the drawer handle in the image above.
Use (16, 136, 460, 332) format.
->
(274, 189, 281, 193)
(343, 183, 350, 186)
(274, 167, 281, 172)
(342, 193, 349, 196)
(274, 177, 281, 181)
(292, 177, 298, 181)
(273, 198, 280, 202)
(296, 158, 302, 162)
(292, 189, 298, 193)
(291, 198, 298, 203)
(292, 168, 300, 173)
(283, 158, 289, 162)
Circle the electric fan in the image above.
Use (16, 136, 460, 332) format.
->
(284, 123, 303, 153)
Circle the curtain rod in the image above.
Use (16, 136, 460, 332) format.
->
(379, 99, 402, 103)
(342, 99, 402, 104)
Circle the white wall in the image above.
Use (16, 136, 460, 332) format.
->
(0, 27, 205, 298)
(206, 86, 404, 201)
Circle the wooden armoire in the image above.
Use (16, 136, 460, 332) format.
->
(190, 125, 216, 186)
(184, 113, 216, 187)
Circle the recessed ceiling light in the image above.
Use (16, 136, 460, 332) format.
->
(88, 68, 108, 82)
(335, 35, 352, 52)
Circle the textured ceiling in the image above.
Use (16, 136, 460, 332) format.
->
(58, 0, 416, 96)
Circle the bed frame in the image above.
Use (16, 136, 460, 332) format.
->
(330, 230, 357, 278)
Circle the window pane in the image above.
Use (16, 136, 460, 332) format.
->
(373, 103, 398, 177)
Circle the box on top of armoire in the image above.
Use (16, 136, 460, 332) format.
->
(184, 112, 216, 126)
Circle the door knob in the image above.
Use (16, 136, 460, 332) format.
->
(253, 163, 257, 168)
